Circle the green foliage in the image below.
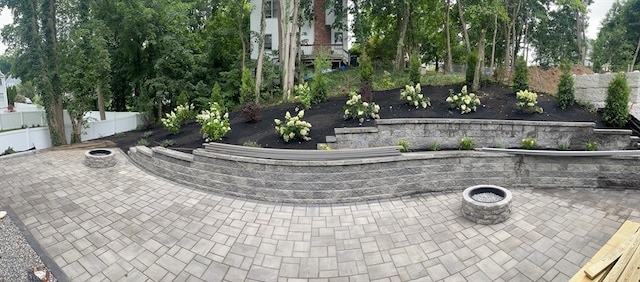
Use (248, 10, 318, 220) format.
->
(465, 53, 478, 87)
(379, 71, 395, 90)
(512, 57, 529, 93)
(1, 147, 16, 156)
(557, 142, 570, 151)
(521, 137, 536, 150)
(274, 110, 312, 142)
(516, 90, 543, 114)
(343, 92, 381, 124)
(585, 141, 598, 151)
(400, 83, 430, 109)
(397, 140, 410, 153)
(142, 131, 153, 138)
(602, 73, 631, 127)
(409, 52, 421, 85)
(358, 53, 374, 102)
(294, 83, 312, 110)
(240, 67, 256, 105)
(242, 141, 261, 147)
(556, 59, 575, 109)
(310, 53, 330, 104)
(196, 102, 231, 142)
(318, 144, 332, 150)
(6, 86, 17, 105)
(136, 139, 149, 146)
(422, 74, 465, 86)
(427, 142, 441, 151)
(160, 139, 175, 147)
(115, 132, 125, 138)
(161, 103, 195, 134)
(446, 86, 481, 114)
(459, 137, 474, 150)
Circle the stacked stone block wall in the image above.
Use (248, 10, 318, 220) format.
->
(128, 146, 640, 204)
(325, 119, 635, 151)
(574, 72, 640, 104)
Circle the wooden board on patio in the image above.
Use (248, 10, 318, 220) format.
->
(570, 220, 640, 282)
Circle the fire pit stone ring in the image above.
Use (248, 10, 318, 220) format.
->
(84, 149, 116, 168)
(462, 185, 512, 225)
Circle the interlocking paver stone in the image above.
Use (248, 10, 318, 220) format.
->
(2, 149, 640, 281)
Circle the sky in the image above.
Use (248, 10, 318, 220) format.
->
(0, 0, 620, 54)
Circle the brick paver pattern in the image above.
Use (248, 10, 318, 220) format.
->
(1, 149, 640, 281)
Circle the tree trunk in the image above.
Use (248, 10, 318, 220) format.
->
(631, 34, 640, 72)
(490, 14, 497, 73)
(458, 0, 471, 53)
(504, 0, 522, 82)
(394, 0, 410, 71)
(254, 0, 267, 103)
(473, 29, 486, 91)
(279, 0, 291, 100)
(283, 0, 300, 100)
(445, 0, 453, 73)
(238, 0, 247, 80)
(575, 10, 584, 65)
(97, 82, 106, 120)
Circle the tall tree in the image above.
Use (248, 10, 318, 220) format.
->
(279, 0, 301, 100)
(254, 0, 267, 103)
(2, 0, 67, 145)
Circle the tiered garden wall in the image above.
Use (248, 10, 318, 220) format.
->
(574, 72, 640, 105)
(324, 119, 636, 151)
(128, 145, 640, 204)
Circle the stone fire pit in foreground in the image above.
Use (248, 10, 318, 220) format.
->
(462, 185, 512, 225)
(84, 149, 116, 168)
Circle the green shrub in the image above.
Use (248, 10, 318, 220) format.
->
(427, 142, 441, 151)
(358, 53, 374, 102)
(1, 147, 16, 156)
(136, 139, 149, 146)
(160, 139, 175, 147)
(446, 86, 481, 114)
(521, 137, 536, 150)
(409, 51, 421, 85)
(557, 142, 570, 151)
(512, 56, 529, 93)
(115, 132, 125, 138)
(459, 137, 474, 150)
(400, 83, 430, 109)
(585, 141, 598, 151)
(397, 140, 410, 152)
(602, 73, 630, 127)
(161, 103, 195, 134)
(274, 110, 312, 142)
(516, 90, 543, 114)
(142, 131, 153, 138)
(380, 71, 395, 89)
(310, 52, 330, 104)
(196, 102, 231, 142)
(465, 53, 478, 87)
(343, 91, 381, 124)
(294, 83, 312, 110)
(240, 67, 256, 104)
(556, 59, 575, 109)
(242, 141, 261, 147)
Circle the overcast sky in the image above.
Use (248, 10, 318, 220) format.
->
(0, 0, 620, 54)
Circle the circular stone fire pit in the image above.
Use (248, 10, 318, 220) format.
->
(84, 149, 116, 168)
(462, 185, 512, 225)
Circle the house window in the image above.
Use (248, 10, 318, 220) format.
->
(264, 34, 272, 50)
(334, 32, 343, 44)
(266, 0, 278, 19)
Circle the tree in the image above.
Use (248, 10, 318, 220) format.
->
(602, 73, 630, 128)
(556, 59, 575, 109)
(278, 0, 301, 101)
(2, 0, 67, 145)
(254, 0, 267, 103)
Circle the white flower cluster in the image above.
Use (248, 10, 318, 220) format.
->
(343, 92, 381, 124)
(161, 103, 194, 134)
(196, 102, 231, 142)
(274, 110, 312, 142)
(446, 85, 481, 114)
(515, 90, 543, 114)
(400, 83, 430, 109)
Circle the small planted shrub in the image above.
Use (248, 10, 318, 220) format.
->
(242, 141, 261, 147)
(400, 83, 430, 109)
(115, 132, 125, 138)
(197, 102, 231, 142)
(585, 141, 598, 151)
(240, 67, 256, 104)
(160, 139, 175, 147)
(397, 140, 410, 153)
(557, 142, 570, 151)
(343, 91, 381, 124)
(136, 139, 149, 146)
(161, 103, 195, 134)
(318, 143, 332, 150)
(409, 51, 421, 85)
(465, 53, 478, 87)
(358, 53, 374, 102)
(427, 142, 441, 151)
(241, 102, 262, 123)
(556, 59, 575, 109)
(516, 90, 543, 114)
(446, 86, 481, 114)
(310, 52, 330, 104)
(380, 71, 395, 90)
(1, 147, 16, 156)
(142, 131, 153, 138)
(602, 73, 631, 127)
(459, 137, 474, 150)
(512, 56, 529, 93)
(294, 83, 312, 110)
(521, 137, 536, 150)
(274, 110, 312, 142)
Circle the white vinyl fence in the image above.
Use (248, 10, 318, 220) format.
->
(1, 111, 141, 153)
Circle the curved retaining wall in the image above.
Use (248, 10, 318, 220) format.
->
(128, 145, 640, 203)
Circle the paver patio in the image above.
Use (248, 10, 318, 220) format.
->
(1, 149, 639, 281)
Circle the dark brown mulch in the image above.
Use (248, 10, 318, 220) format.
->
(102, 83, 605, 153)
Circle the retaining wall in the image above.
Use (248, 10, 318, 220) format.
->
(324, 119, 636, 151)
(128, 146, 640, 204)
(574, 72, 640, 104)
